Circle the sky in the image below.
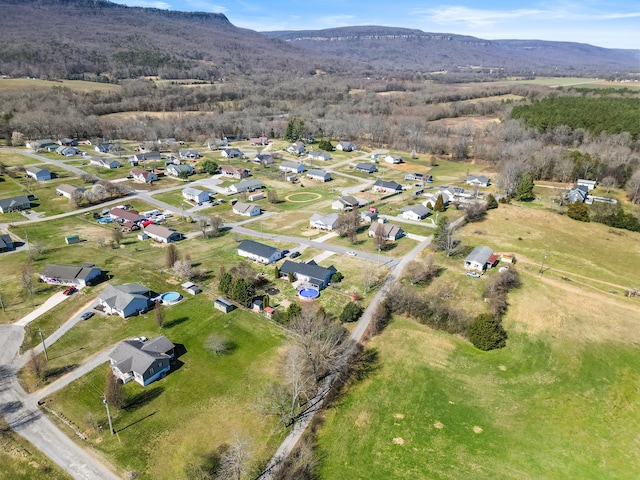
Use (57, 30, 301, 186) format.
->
(110, 0, 639, 49)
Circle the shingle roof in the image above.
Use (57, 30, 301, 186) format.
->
(99, 283, 150, 311)
(233, 202, 259, 214)
(465, 246, 494, 266)
(238, 239, 278, 259)
(144, 224, 178, 239)
(279, 260, 337, 286)
(40, 263, 100, 282)
(373, 180, 401, 190)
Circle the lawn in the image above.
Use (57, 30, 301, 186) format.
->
(317, 271, 640, 479)
(42, 306, 288, 479)
(0, 78, 120, 92)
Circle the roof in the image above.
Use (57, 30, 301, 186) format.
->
(25, 166, 49, 175)
(404, 205, 431, 217)
(109, 336, 173, 376)
(280, 260, 337, 285)
(307, 169, 330, 178)
(99, 283, 150, 311)
(280, 161, 304, 170)
(0, 195, 30, 210)
(40, 263, 100, 281)
(110, 207, 144, 222)
(356, 163, 377, 172)
(144, 223, 179, 239)
(215, 298, 233, 307)
(168, 164, 193, 173)
(0, 234, 13, 250)
(310, 212, 339, 226)
(221, 165, 247, 174)
(56, 184, 84, 195)
(233, 202, 260, 214)
(183, 186, 207, 197)
(373, 179, 402, 190)
(369, 223, 403, 238)
(467, 175, 490, 183)
(141, 336, 175, 355)
(238, 239, 278, 259)
(231, 179, 262, 191)
(465, 246, 495, 266)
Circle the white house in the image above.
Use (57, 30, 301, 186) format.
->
(144, 224, 182, 243)
(182, 187, 210, 204)
(332, 195, 360, 211)
(237, 240, 281, 264)
(279, 161, 305, 174)
(39, 263, 102, 287)
(179, 150, 201, 160)
(401, 205, 431, 221)
(308, 151, 331, 161)
(286, 141, 306, 155)
(250, 136, 269, 146)
(221, 148, 244, 158)
(220, 165, 249, 179)
(368, 222, 404, 241)
(90, 157, 121, 169)
(233, 202, 261, 217)
(166, 164, 193, 177)
(56, 184, 85, 199)
(466, 175, 491, 187)
(309, 212, 339, 230)
(98, 283, 151, 318)
(25, 166, 51, 182)
(577, 179, 597, 190)
(108, 336, 174, 387)
(384, 154, 403, 164)
(372, 179, 402, 194)
(464, 246, 499, 271)
(227, 179, 262, 194)
(131, 168, 158, 183)
(306, 169, 331, 182)
(336, 141, 357, 152)
(254, 154, 274, 165)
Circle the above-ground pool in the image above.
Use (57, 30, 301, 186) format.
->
(298, 288, 320, 301)
(160, 291, 183, 305)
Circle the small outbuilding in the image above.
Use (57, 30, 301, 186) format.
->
(215, 298, 234, 313)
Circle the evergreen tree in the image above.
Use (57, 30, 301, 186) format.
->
(286, 302, 302, 321)
(318, 139, 334, 151)
(231, 277, 253, 307)
(468, 313, 507, 351)
(486, 193, 498, 210)
(200, 159, 218, 174)
(567, 202, 590, 222)
(274, 266, 280, 280)
(218, 271, 233, 295)
(339, 302, 364, 323)
(433, 194, 446, 212)
(515, 173, 535, 201)
(263, 295, 270, 308)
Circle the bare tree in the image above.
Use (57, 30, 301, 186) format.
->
(216, 435, 252, 480)
(600, 176, 617, 194)
(336, 208, 360, 244)
(111, 228, 123, 246)
(20, 263, 35, 300)
(165, 243, 179, 268)
(625, 169, 640, 204)
(403, 254, 438, 285)
(26, 350, 45, 381)
(154, 302, 165, 328)
(199, 219, 209, 239)
(70, 189, 84, 208)
(204, 334, 231, 355)
(209, 216, 223, 237)
(267, 189, 278, 204)
(498, 158, 525, 197)
(105, 369, 124, 411)
(173, 259, 195, 279)
(372, 222, 387, 250)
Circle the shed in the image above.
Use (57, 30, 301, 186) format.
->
(64, 235, 80, 245)
(215, 298, 234, 313)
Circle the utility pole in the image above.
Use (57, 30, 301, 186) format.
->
(539, 251, 548, 275)
(38, 329, 48, 361)
(0, 292, 5, 312)
(103, 394, 115, 435)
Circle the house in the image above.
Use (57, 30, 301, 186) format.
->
(360, 209, 378, 223)
(179, 150, 201, 160)
(279, 161, 305, 174)
(264, 306, 275, 319)
(90, 157, 121, 169)
(58, 138, 78, 146)
(233, 202, 261, 217)
(500, 254, 516, 264)
(368, 222, 404, 241)
(220, 165, 249, 179)
(401, 205, 431, 221)
(132, 152, 162, 163)
(228, 179, 262, 194)
(215, 298, 234, 313)
(109, 207, 145, 224)
(310, 212, 339, 230)
(130, 168, 158, 183)
(577, 179, 597, 190)
(279, 260, 337, 290)
(464, 246, 499, 271)
(166, 164, 193, 177)
(306, 169, 331, 182)
(181, 281, 201, 295)
(182, 187, 210, 205)
(98, 283, 151, 318)
(55, 146, 78, 156)
(405, 172, 425, 182)
(308, 151, 331, 162)
(384, 154, 403, 164)
(250, 136, 269, 146)
(25, 166, 51, 182)
(0, 234, 15, 252)
(286, 141, 306, 155)
(372, 179, 402, 194)
(237, 239, 281, 264)
(370, 153, 384, 162)
(221, 148, 244, 159)
(0, 195, 30, 214)
(248, 192, 264, 202)
(336, 141, 356, 152)
(39, 263, 102, 287)
(94, 143, 112, 153)
(144, 224, 182, 243)
(332, 195, 360, 211)
(254, 154, 274, 165)
(566, 185, 590, 204)
(108, 336, 174, 387)
(56, 183, 84, 199)
(26, 139, 56, 150)
(466, 175, 491, 187)
(356, 163, 377, 174)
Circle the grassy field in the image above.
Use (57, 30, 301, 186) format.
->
(0, 78, 120, 92)
(42, 306, 288, 479)
(317, 268, 640, 479)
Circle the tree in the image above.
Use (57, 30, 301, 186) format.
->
(111, 228, 123, 246)
(200, 159, 219, 174)
(339, 301, 364, 323)
(216, 436, 252, 480)
(274, 266, 280, 280)
(154, 302, 165, 328)
(287, 272, 294, 283)
(70, 189, 84, 208)
(20, 263, 35, 301)
(433, 194, 446, 212)
(626, 169, 640, 204)
(218, 271, 233, 295)
(318, 139, 333, 151)
(464, 201, 487, 222)
(173, 259, 195, 279)
(600, 176, 617, 194)
(230, 278, 253, 307)
(267, 189, 278, 204)
(263, 294, 270, 308)
(165, 244, 179, 268)
(433, 215, 459, 256)
(372, 222, 388, 250)
(105, 369, 125, 411)
(515, 172, 535, 201)
(336, 208, 360, 243)
(285, 118, 305, 141)
(486, 194, 498, 210)
(11, 131, 24, 146)
(209, 215, 223, 237)
(199, 219, 209, 239)
(204, 334, 231, 355)
(468, 313, 507, 351)
(567, 202, 590, 222)
(26, 350, 45, 381)
(403, 254, 438, 285)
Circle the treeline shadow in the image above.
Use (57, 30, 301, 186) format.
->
(123, 386, 164, 412)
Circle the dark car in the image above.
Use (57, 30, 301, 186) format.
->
(80, 311, 94, 320)
(62, 286, 77, 295)
(281, 250, 290, 256)
(290, 251, 301, 259)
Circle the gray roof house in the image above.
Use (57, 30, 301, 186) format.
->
(356, 163, 377, 174)
(220, 166, 249, 179)
(166, 164, 194, 177)
(279, 161, 305, 174)
(310, 212, 339, 230)
(466, 175, 491, 187)
(25, 166, 51, 182)
(286, 141, 306, 155)
(109, 336, 175, 387)
(336, 141, 356, 152)
(372, 180, 402, 194)
(144, 224, 182, 243)
(237, 240, 281, 264)
(332, 195, 360, 211)
(368, 222, 404, 241)
(228, 179, 262, 194)
(56, 184, 85, 199)
(254, 154, 274, 165)
(279, 260, 337, 290)
(401, 205, 431, 221)
(40, 263, 102, 287)
(0, 234, 15, 252)
(464, 246, 498, 271)
(306, 169, 331, 182)
(98, 283, 151, 318)
(308, 151, 331, 161)
(179, 150, 201, 159)
(221, 148, 244, 158)
(0, 195, 31, 214)
(55, 146, 78, 156)
(26, 139, 56, 150)
(182, 187, 210, 204)
(566, 186, 589, 204)
(90, 157, 121, 169)
(233, 202, 261, 217)
(577, 179, 596, 190)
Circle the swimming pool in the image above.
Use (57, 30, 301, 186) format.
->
(160, 291, 183, 305)
(298, 288, 320, 300)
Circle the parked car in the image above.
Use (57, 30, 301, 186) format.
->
(281, 250, 290, 256)
(466, 271, 481, 278)
(63, 286, 77, 295)
(80, 311, 94, 320)
(346, 251, 357, 257)
(290, 251, 301, 259)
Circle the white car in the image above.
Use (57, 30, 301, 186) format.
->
(346, 251, 357, 257)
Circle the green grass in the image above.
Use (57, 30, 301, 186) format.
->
(43, 306, 288, 479)
(0, 78, 120, 92)
(0, 427, 71, 480)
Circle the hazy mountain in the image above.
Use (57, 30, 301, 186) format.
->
(265, 26, 640, 77)
(0, 1, 637, 81)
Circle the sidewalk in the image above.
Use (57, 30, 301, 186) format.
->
(14, 292, 69, 327)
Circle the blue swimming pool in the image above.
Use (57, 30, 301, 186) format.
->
(298, 288, 320, 300)
(160, 291, 182, 305)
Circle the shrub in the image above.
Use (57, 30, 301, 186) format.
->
(339, 302, 364, 323)
(468, 313, 507, 351)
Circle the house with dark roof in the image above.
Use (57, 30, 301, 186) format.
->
(336, 141, 356, 152)
(131, 168, 158, 183)
(356, 163, 377, 174)
(464, 246, 498, 271)
(466, 175, 491, 187)
(372, 180, 402, 194)
(0, 195, 30, 214)
(108, 336, 175, 387)
(25, 166, 51, 182)
(98, 283, 151, 318)
(109, 207, 145, 224)
(279, 161, 305, 174)
(144, 224, 182, 243)
(279, 260, 337, 290)
(39, 263, 102, 286)
(331, 195, 360, 211)
(368, 222, 404, 241)
(233, 202, 261, 217)
(405, 172, 427, 182)
(286, 141, 306, 155)
(58, 138, 78, 146)
(215, 298, 234, 313)
(566, 186, 589, 204)
(132, 152, 162, 164)
(310, 212, 339, 230)
(401, 205, 431, 221)
(55, 146, 78, 156)
(26, 139, 56, 150)
(254, 154, 274, 165)
(166, 164, 193, 177)
(0, 234, 15, 252)
(306, 169, 331, 182)
(227, 179, 262, 194)
(220, 165, 249, 179)
(221, 148, 244, 159)
(237, 240, 281, 264)
(179, 150, 201, 160)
